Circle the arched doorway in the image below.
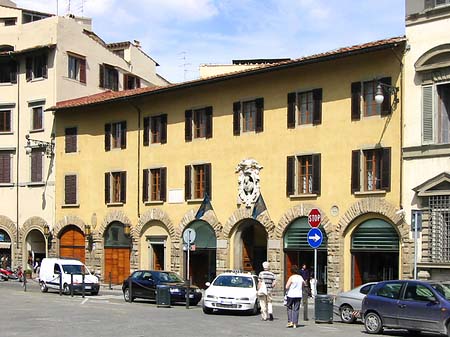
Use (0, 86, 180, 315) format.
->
(59, 225, 85, 263)
(0, 229, 12, 269)
(25, 229, 46, 271)
(284, 217, 328, 294)
(233, 219, 267, 275)
(351, 219, 399, 287)
(183, 220, 216, 288)
(104, 221, 130, 284)
(141, 220, 171, 271)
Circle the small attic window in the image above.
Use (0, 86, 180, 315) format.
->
(2, 18, 16, 26)
(113, 49, 124, 58)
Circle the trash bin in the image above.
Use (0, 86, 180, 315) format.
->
(156, 285, 171, 307)
(314, 294, 333, 323)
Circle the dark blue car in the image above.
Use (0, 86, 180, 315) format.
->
(362, 280, 450, 335)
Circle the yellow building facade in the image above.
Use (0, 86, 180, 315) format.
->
(51, 37, 412, 293)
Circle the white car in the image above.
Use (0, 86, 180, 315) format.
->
(203, 271, 260, 315)
(334, 282, 377, 323)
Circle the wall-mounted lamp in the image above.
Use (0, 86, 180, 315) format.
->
(85, 224, 94, 251)
(374, 82, 400, 107)
(25, 134, 55, 158)
(123, 223, 132, 248)
(43, 224, 52, 250)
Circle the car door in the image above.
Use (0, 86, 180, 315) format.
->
(372, 281, 404, 327)
(398, 282, 442, 332)
(139, 271, 156, 299)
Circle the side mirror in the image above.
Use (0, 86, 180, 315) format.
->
(205, 282, 211, 287)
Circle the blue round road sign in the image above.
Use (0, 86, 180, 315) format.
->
(307, 228, 323, 249)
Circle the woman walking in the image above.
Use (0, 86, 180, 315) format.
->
(285, 265, 304, 328)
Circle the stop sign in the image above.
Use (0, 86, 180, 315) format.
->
(308, 208, 321, 227)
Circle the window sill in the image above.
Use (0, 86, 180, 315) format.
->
(30, 77, 46, 83)
(106, 202, 124, 207)
(62, 204, 80, 208)
(289, 193, 318, 199)
(0, 183, 14, 187)
(29, 128, 44, 133)
(0, 131, 13, 135)
(144, 200, 164, 205)
(0, 82, 14, 86)
(187, 198, 203, 204)
(354, 190, 387, 196)
(27, 182, 45, 187)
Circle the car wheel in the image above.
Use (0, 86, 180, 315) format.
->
(63, 283, 71, 295)
(247, 300, 259, 315)
(190, 300, 200, 306)
(340, 304, 356, 323)
(202, 305, 213, 314)
(364, 312, 383, 334)
(123, 287, 134, 302)
(446, 321, 450, 337)
(40, 281, 48, 293)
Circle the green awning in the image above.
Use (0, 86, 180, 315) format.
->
(352, 219, 399, 251)
(186, 220, 216, 249)
(284, 217, 327, 250)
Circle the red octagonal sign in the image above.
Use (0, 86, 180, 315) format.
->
(308, 208, 321, 228)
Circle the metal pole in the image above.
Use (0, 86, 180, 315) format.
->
(128, 277, 132, 303)
(71, 273, 74, 297)
(314, 248, 317, 281)
(414, 211, 418, 280)
(82, 273, 85, 298)
(186, 238, 190, 309)
(109, 272, 112, 290)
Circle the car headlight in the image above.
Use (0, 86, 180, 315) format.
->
(206, 294, 218, 299)
(236, 297, 249, 301)
(169, 288, 181, 293)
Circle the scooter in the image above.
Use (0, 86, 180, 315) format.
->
(0, 267, 19, 281)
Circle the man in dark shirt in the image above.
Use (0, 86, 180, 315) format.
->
(299, 264, 310, 320)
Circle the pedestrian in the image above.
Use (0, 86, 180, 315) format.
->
(285, 265, 304, 328)
(299, 263, 310, 320)
(257, 261, 276, 321)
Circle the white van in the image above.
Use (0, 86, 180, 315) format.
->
(39, 258, 99, 295)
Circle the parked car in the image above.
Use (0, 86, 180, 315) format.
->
(362, 280, 450, 335)
(203, 271, 259, 315)
(122, 270, 202, 305)
(334, 282, 377, 323)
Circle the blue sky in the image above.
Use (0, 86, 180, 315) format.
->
(16, 0, 405, 83)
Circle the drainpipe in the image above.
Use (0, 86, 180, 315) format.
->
(15, 52, 20, 252)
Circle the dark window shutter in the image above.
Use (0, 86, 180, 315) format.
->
(26, 57, 32, 81)
(312, 89, 322, 125)
(79, 58, 86, 84)
(42, 53, 48, 78)
(0, 152, 10, 183)
(351, 82, 361, 121)
(104, 123, 111, 151)
(255, 98, 264, 132)
(286, 156, 295, 197)
(120, 171, 127, 203)
(351, 150, 361, 193)
(142, 169, 149, 202)
(136, 77, 141, 88)
(185, 165, 191, 200)
(160, 167, 167, 201)
(10, 61, 17, 84)
(104, 172, 110, 204)
(123, 74, 129, 89)
(31, 151, 42, 182)
(380, 77, 392, 116)
(120, 121, 127, 149)
(205, 106, 213, 139)
(233, 101, 241, 135)
(312, 154, 321, 195)
(205, 163, 212, 199)
(287, 92, 296, 128)
(381, 147, 391, 191)
(185, 110, 192, 142)
(113, 69, 119, 91)
(65, 127, 77, 153)
(65, 175, 77, 205)
(143, 117, 149, 146)
(161, 114, 167, 144)
(99, 64, 104, 88)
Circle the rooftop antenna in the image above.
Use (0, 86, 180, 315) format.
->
(179, 51, 191, 82)
(56, 0, 59, 15)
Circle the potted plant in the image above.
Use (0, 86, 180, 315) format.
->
(24, 269, 32, 279)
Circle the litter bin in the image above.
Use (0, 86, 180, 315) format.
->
(314, 294, 333, 323)
(156, 285, 171, 307)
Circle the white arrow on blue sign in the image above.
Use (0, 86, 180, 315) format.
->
(307, 228, 323, 249)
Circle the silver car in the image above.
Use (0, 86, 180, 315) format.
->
(334, 282, 377, 323)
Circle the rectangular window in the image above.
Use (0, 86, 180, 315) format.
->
(124, 74, 140, 90)
(422, 83, 450, 144)
(287, 89, 322, 128)
(99, 64, 118, 91)
(26, 53, 48, 81)
(0, 110, 11, 133)
(65, 127, 77, 153)
(363, 80, 381, 117)
(352, 78, 392, 120)
(31, 106, 43, 131)
(233, 98, 264, 135)
(185, 107, 213, 141)
(68, 54, 86, 83)
(30, 149, 43, 183)
(286, 154, 321, 196)
(0, 59, 17, 83)
(0, 151, 12, 184)
(185, 163, 211, 200)
(351, 147, 391, 193)
(104, 121, 126, 151)
(64, 174, 77, 205)
(242, 101, 256, 132)
(105, 171, 126, 204)
(143, 115, 167, 145)
(142, 168, 167, 202)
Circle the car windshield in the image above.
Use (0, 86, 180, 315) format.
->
(155, 272, 183, 283)
(62, 264, 89, 275)
(212, 275, 254, 288)
(431, 283, 450, 300)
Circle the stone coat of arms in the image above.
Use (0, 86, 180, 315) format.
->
(236, 159, 263, 208)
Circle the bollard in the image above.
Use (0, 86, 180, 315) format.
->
(82, 273, 85, 298)
(109, 272, 112, 290)
(71, 273, 74, 297)
(59, 273, 62, 296)
(23, 274, 27, 292)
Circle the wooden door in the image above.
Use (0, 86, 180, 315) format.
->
(104, 247, 130, 284)
(60, 227, 85, 263)
(353, 254, 362, 287)
(152, 244, 164, 270)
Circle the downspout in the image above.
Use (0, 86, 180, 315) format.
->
(15, 53, 20, 251)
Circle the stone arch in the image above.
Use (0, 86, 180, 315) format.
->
(0, 215, 17, 242)
(97, 210, 133, 238)
(223, 207, 275, 239)
(178, 209, 222, 239)
(54, 215, 87, 238)
(415, 43, 450, 72)
(20, 216, 48, 239)
(137, 208, 177, 240)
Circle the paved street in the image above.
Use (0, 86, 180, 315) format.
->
(0, 280, 426, 337)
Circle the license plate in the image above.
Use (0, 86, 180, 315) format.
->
(189, 294, 194, 298)
(85, 286, 91, 290)
(220, 299, 231, 304)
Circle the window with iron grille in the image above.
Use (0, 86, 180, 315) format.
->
(429, 195, 450, 262)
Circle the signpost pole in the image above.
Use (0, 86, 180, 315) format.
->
(314, 248, 317, 281)
(186, 231, 190, 309)
(414, 211, 418, 280)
